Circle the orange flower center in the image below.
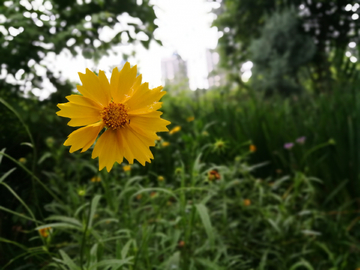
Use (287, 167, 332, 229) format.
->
(101, 102, 129, 130)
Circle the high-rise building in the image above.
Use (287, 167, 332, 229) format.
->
(161, 53, 189, 88)
(205, 49, 225, 88)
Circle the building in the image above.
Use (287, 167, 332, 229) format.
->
(161, 53, 189, 88)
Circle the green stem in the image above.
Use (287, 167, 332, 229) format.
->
(0, 152, 62, 203)
(80, 198, 93, 270)
(0, 98, 37, 172)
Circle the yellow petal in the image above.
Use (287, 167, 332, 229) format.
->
(64, 122, 105, 153)
(126, 85, 166, 113)
(128, 125, 157, 146)
(65, 95, 103, 110)
(130, 113, 170, 133)
(110, 67, 120, 101)
(57, 95, 102, 127)
(67, 117, 102, 127)
(111, 63, 138, 103)
(98, 70, 111, 103)
(77, 68, 111, 106)
(128, 102, 163, 115)
(119, 127, 154, 166)
(56, 102, 101, 125)
(91, 129, 124, 172)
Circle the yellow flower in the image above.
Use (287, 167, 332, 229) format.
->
(91, 176, 101, 182)
(123, 165, 131, 172)
(243, 199, 251, 206)
(56, 63, 171, 172)
(150, 191, 158, 198)
(202, 131, 209, 136)
(175, 167, 183, 175)
(45, 137, 55, 148)
(158, 175, 164, 181)
(18, 157, 27, 164)
(249, 144, 256, 152)
(213, 139, 227, 153)
(186, 116, 194, 122)
(39, 227, 51, 237)
(162, 141, 170, 147)
(169, 126, 181, 135)
(78, 189, 86, 196)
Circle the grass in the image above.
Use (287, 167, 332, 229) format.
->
(1, 84, 360, 269)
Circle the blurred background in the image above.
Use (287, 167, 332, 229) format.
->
(2, 0, 360, 269)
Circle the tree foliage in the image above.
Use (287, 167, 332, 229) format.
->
(0, 0, 159, 95)
(250, 8, 315, 95)
(213, 0, 360, 93)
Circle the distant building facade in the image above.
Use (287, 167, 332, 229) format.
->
(161, 50, 224, 90)
(205, 49, 225, 88)
(161, 53, 189, 88)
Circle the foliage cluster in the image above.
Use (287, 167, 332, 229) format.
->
(213, 0, 360, 94)
(0, 0, 159, 96)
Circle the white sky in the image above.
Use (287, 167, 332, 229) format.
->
(32, 0, 221, 99)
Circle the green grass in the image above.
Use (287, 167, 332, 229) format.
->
(1, 84, 360, 269)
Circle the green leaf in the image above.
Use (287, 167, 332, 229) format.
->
(289, 259, 315, 270)
(0, 168, 16, 184)
(162, 251, 180, 270)
(35, 223, 82, 231)
(89, 258, 133, 270)
(121, 239, 133, 259)
(20, 142, 33, 148)
(88, 194, 102, 229)
(58, 249, 81, 270)
(0, 148, 5, 164)
(37, 152, 52, 165)
(46, 216, 82, 227)
(195, 203, 215, 248)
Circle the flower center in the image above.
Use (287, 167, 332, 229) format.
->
(101, 102, 129, 130)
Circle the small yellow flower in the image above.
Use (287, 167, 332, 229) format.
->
(39, 227, 51, 237)
(162, 141, 170, 147)
(175, 167, 183, 175)
(169, 126, 181, 135)
(328, 138, 336, 145)
(249, 144, 256, 152)
(45, 137, 55, 148)
(56, 62, 171, 172)
(78, 189, 86, 196)
(18, 157, 27, 164)
(90, 176, 101, 182)
(123, 165, 131, 172)
(158, 176, 165, 181)
(186, 116, 194, 122)
(213, 139, 227, 152)
(243, 199, 251, 206)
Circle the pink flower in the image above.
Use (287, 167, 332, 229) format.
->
(284, 142, 294, 150)
(296, 136, 306, 144)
